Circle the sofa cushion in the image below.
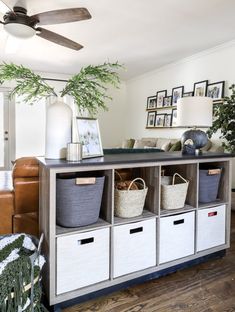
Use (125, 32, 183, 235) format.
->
(141, 138, 158, 145)
(133, 139, 156, 148)
(169, 141, 182, 151)
(201, 139, 212, 151)
(209, 144, 224, 152)
(121, 139, 135, 149)
(156, 138, 172, 151)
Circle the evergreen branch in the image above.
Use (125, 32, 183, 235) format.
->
(60, 62, 124, 116)
(0, 63, 57, 103)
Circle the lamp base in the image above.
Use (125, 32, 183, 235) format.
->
(181, 129, 208, 155)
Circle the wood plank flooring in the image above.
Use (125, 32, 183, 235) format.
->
(64, 210, 235, 312)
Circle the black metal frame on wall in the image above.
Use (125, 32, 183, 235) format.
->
(145, 79, 225, 129)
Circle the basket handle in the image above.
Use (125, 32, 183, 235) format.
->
(172, 173, 188, 185)
(128, 178, 146, 191)
(115, 170, 123, 181)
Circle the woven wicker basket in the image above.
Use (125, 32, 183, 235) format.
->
(161, 173, 189, 210)
(114, 178, 148, 218)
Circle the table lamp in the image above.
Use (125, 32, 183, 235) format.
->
(176, 96, 213, 154)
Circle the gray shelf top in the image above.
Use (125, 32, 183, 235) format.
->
(114, 210, 156, 225)
(160, 205, 196, 216)
(56, 218, 110, 236)
(38, 151, 233, 169)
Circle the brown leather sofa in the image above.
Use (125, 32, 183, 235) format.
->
(0, 157, 39, 237)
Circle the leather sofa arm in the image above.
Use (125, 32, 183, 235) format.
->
(0, 191, 14, 234)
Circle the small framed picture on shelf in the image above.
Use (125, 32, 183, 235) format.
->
(171, 109, 177, 127)
(193, 80, 208, 96)
(207, 81, 225, 101)
(164, 114, 172, 127)
(146, 111, 156, 127)
(76, 117, 103, 158)
(146, 95, 157, 110)
(155, 114, 165, 127)
(183, 91, 194, 97)
(156, 90, 167, 108)
(172, 86, 184, 106)
(163, 96, 172, 107)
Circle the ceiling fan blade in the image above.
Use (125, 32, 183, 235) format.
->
(0, 0, 12, 14)
(31, 8, 91, 25)
(36, 27, 83, 51)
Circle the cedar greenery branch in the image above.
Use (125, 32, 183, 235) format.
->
(207, 84, 235, 153)
(0, 61, 124, 116)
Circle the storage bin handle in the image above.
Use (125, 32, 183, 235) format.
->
(130, 227, 143, 234)
(128, 178, 146, 191)
(78, 237, 94, 245)
(208, 211, 217, 217)
(173, 219, 184, 225)
(172, 173, 188, 185)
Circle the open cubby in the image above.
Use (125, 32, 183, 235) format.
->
(198, 161, 229, 208)
(55, 169, 113, 235)
(113, 166, 160, 224)
(160, 163, 197, 214)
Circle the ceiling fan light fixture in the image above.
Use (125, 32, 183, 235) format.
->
(4, 23, 35, 38)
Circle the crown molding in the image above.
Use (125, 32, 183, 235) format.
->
(128, 39, 235, 83)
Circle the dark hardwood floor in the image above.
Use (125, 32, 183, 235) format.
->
(64, 210, 235, 312)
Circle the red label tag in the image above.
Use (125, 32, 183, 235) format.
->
(208, 211, 217, 217)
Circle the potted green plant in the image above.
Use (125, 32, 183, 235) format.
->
(0, 62, 123, 158)
(207, 84, 235, 153)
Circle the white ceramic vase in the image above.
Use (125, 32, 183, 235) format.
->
(45, 99, 72, 159)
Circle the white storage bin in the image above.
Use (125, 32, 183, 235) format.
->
(159, 211, 195, 264)
(197, 205, 226, 252)
(56, 228, 110, 294)
(113, 219, 156, 278)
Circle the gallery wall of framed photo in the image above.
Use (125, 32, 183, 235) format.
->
(146, 79, 225, 128)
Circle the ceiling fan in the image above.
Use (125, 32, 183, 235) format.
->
(0, 0, 91, 50)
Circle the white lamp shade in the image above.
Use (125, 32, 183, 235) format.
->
(176, 96, 213, 127)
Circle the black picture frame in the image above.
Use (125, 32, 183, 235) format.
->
(193, 80, 208, 97)
(156, 90, 167, 108)
(207, 81, 225, 101)
(171, 108, 177, 127)
(146, 95, 157, 110)
(155, 113, 166, 127)
(163, 96, 172, 107)
(164, 114, 172, 127)
(183, 91, 194, 97)
(172, 86, 184, 106)
(146, 111, 156, 128)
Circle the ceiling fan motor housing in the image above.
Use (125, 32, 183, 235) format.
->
(3, 6, 38, 38)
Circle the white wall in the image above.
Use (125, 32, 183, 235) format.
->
(125, 40, 235, 187)
(15, 97, 46, 158)
(98, 82, 127, 148)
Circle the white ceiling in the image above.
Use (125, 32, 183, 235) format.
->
(0, 0, 235, 80)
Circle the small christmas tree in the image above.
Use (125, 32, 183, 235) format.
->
(207, 84, 235, 153)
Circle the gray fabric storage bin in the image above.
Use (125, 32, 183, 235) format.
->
(199, 168, 221, 203)
(56, 176, 105, 227)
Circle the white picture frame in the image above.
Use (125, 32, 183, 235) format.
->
(76, 117, 103, 158)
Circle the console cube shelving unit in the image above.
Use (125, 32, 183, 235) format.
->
(38, 153, 232, 307)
